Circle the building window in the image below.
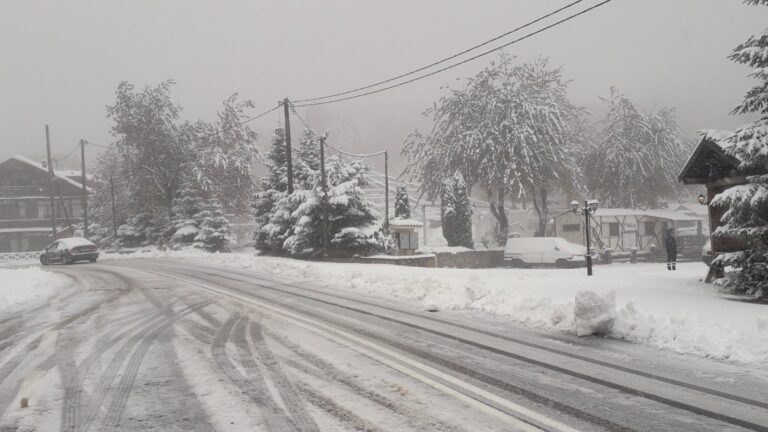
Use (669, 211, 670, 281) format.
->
(644, 221, 656, 235)
(562, 224, 580, 232)
(608, 222, 620, 236)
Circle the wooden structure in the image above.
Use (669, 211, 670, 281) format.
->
(677, 132, 747, 255)
(0, 155, 89, 252)
(552, 208, 705, 255)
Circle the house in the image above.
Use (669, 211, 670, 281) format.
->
(0, 155, 90, 252)
(551, 208, 705, 256)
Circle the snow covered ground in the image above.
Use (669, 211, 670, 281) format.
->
(106, 249, 768, 366)
(0, 266, 67, 313)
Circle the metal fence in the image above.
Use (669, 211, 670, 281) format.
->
(0, 252, 39, 266)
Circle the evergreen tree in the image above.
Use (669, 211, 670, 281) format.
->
(712, 0, 768, 299)
(394, 186, 411, 219)
(253, 129, 291, 253)
(194, 199, 232, 252)
(441, 172, 473, 248)
(171, 181, 205, 246)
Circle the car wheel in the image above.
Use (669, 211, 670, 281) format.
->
(64, 253, 74, 265)
(508, 259, 525, 268)
(40, 255, 48, 266)
(555, 259, 569, 269)
(89, 258, 97, 263)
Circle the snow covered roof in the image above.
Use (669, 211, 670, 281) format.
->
(9, 155, 93, 193)
(556, 208, 702, 222)
(677, 133, 741, 184)
(388, 218, 423, 228)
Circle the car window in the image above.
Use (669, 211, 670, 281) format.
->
(47, 242, 58, 250)
(57, 242, 67, 250)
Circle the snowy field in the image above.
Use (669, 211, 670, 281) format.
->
(0, 266, 67, 313)
(106, 249, 768, 366)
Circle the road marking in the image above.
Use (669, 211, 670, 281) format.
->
(152, 270, 582, 432)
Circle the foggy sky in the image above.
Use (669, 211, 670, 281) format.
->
(1, 0, 766, 173)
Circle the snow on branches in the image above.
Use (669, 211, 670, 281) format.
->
(582, 88, 691, 209)
(253, 128, 393, 258)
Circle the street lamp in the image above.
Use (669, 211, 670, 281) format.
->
(570, 199, 599, 276)
(697, 192, 707, 205)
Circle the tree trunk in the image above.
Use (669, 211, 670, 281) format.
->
(488, 187, 508, 245)
(539, 188, 548, 236)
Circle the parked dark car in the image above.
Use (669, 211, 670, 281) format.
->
(40, 237, 99, 265)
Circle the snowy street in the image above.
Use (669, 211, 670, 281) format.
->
(0, 259, 765, 432)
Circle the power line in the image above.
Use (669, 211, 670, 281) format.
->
(293, 0, 587, 104)
(293, 0, 612, 108)
(54, 142, 81, 163)
(290, 105, 386, 158)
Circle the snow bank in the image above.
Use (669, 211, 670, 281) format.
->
(0, 267, 68, 313)
(110, 251, 768, 365)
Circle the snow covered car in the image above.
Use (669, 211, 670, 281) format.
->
(40, 237, 99, 265)
(504, 237, 587, 268)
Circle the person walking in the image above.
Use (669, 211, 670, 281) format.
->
(663, 228, 677, 270)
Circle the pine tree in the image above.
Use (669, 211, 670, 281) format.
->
(441, 172, 473, 248)
(170, 181, 205, 246)
(194, 199, 232, 252)
(712, 0, 768, 299)
(253, 129, 291, 253)
(394, 186, 411, 219)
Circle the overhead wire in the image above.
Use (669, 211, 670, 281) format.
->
(293, 0, 612, 108)
(290, 104, 386, 158)
(293, 0, 587, 104)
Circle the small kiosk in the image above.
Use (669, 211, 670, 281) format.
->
(388, 218, 423, 255)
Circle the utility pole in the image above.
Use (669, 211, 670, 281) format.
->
(384, 151, 389, 229)
(80, 139, 88, 238)
(283, 98, 294, 194)
(584, 203, 593, 276)
(110, 176, 118, 240)
(45, 125, 57, 241)
(319, 133, 329, 257)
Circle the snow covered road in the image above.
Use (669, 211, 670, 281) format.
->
(0, 259, 766, 431)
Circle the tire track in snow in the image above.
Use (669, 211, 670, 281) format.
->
(98, 300, 211, 432)
(268, 330, 468, 432)
(241, 320, 319, 432)
(211, 314, 296, 432)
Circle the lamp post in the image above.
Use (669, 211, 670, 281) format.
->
(570, 199, 599, 276)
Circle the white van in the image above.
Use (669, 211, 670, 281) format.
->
(504, 237, 587, 268)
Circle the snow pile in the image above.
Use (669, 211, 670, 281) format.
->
(0, 267, 67, 313)
(573, 290, 616, 337)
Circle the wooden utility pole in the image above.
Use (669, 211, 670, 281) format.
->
(384, 151, 389, 229)
(80, 140, 88, 238)
(283, 98, 294, 194)
(319, 133, 329, 257)
(45, 125, 57, 240)
(110, 176, 118, 240)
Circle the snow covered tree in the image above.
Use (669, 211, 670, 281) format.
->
(194, 199, 232, 252)
(583, 88, 691, 209)
(403, 55, 580, 241)
(253, 129, 291, 253)
(440, 172, 473, 248)
(712, 0, 768, 300)
(170, 181, 206, 246)
(394, 186, 411, 219)
(100, 81, 259, 249)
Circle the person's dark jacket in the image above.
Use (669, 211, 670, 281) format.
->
(663, 231, 677, 253)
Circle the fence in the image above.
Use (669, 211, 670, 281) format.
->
(0, 252, 40, 266)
